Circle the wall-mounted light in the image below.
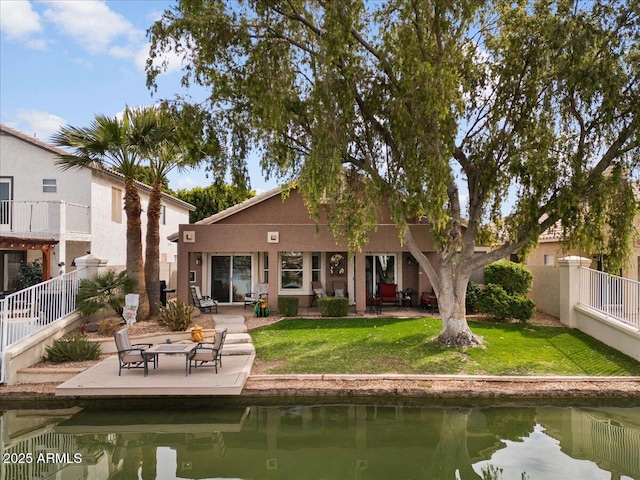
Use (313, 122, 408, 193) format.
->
(406, 255, 415, 266)
(195, 253, 202, 266)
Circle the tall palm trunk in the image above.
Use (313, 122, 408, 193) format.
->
(145, 180, 163, 316)
(124, 178, 149, 319)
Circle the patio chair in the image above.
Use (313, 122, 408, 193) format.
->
(420, 289, 439, 313)
(114, 328, 155, 376)
(122, 293, 139, 327)
(189, 328, 227, 373)
(244, 283, 269, 309)
(190, 286, 218, 313)
(366, 290, 381, 314)
(332, 280, 348, 298)
(378, 282, 400, 308)
(310, 281, 327, 307)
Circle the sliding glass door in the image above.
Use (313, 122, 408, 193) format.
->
(365, 254, 396, 296)
(210, 255, 252, 303)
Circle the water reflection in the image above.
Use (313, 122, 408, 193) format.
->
(1, 405, 638, 479)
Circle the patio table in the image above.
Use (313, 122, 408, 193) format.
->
(142, 343, 196, 377)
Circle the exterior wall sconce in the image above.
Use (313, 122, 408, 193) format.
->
(195, 253, 202, 266)
(406, 255, 415, 266)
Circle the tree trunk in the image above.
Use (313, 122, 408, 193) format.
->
(124, 178, 149, 319)
(145, 182, 163, 316)
(436, 264, 480, 347)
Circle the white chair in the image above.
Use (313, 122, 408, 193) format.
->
(122, 293, 139, 327)
(190, 286, 218, 313)
(244, 283, 269, 309)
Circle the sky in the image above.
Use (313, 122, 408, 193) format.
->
(0, 0, 277, 193)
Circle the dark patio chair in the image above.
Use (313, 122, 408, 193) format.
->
(244, 283, 269, 309)
(114, 328, 155, 376)
(190, 285, 218, 313)
(420, 290, 439, 313)
(189, 328, 227, 373)
(310, 281, 327, 307)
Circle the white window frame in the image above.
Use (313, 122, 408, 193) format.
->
(279, 252, 324, 295)
(42, 178, 57, 193)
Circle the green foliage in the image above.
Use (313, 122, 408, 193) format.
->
(18, 259, 42, 288)
(465, 281, 482, 313)
(157, 300, 195, 331)
(278, 297, 299, 316)
(45, 333, 102, 363)
(477, 284, 535, 322)
(76, 270, 136, 317)
(173, 183, 255, 223)
(317, 296, 349, 317)
(484, 261, 533, 296)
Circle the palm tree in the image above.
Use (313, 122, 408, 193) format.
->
(145, 141, 194, 315)
(51, 107, 173, 320)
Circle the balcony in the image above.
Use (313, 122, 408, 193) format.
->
(0, 201, 90, 240)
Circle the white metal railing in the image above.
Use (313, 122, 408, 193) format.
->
(0, 200, 90, 238)
(578, 267, 640, 329)
(0, 267, 86, 381)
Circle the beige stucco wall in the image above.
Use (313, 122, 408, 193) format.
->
(528, 265, 560, 317)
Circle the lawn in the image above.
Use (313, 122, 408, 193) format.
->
(249, 317, 640, 376)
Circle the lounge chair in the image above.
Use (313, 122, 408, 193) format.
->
(244, 283, 269, 309)
(114, 328, 155, 376)
(310, 281, 327, 307)
(332, 280, 348, 298)
(190, 286, 218, 313)
(189, 328, 227, 373)
(378, 282, 400, 308)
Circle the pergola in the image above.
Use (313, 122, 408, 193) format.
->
(0, 236, 59, 281)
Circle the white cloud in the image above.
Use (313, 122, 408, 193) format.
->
(0, 0, 42, 39)
(14, 109, 66, 141)
(42, 0, 141, 55)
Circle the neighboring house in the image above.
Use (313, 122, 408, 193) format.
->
(0, 124, 195, 293)
(173, 187, 451, 313)
(522, 218, 640, 280)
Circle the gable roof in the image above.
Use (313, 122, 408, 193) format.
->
(0, 124, 195, 212)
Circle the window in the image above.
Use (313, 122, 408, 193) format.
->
(111, 187, 122, 223)
(42, 178, 57, 193)
(0, 178, 12, 225)
(544, 254, 554, 266)
(262, 252, 269, 283)
(161, 205, 167, 225)
(281, 252, 303, 289)
(312, 252, 321, 282)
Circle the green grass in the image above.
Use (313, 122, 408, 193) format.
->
(250, 317, 640, 376)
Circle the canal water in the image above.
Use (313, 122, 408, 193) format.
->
(1, 403, 638, 479)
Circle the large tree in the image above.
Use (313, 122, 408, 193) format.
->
(174, 183, 255, 223)
(52, 107, 175, 320)
(147, 0, 640, 345)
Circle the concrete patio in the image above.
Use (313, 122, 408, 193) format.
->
(55, 314, 255, 397)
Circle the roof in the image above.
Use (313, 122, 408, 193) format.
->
(0, 124, 195, 212)
(167, 186, 285, 241)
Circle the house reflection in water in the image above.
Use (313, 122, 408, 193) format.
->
(0, 404, 638, 479)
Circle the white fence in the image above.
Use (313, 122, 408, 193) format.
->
(0, 267, 86, 383)
(0, 200, 90, 238)
(578, 267, 640, 330)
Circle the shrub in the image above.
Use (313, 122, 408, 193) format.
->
(18, 259, 42, 288)
(465, 281, 481, 313)
(278, 297, 299, 316)
(157, 300, 195, 331)
(484, 261, 533, 295)
(317, 296, 349, 317)
(97, 318, 122, 337)
(476, 284, 535, 322)
(45, 333, 102, 363)
(76, 270, 136, 317)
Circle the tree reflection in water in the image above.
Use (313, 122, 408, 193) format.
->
(0, 405, 637, 479)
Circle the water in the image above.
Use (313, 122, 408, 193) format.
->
(1, 403, 638, 479)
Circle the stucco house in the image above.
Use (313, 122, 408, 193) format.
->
(173, 187, 451, 313)
(0, 124, 194, 292)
